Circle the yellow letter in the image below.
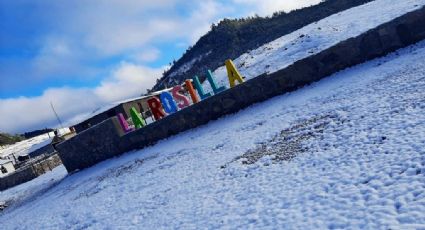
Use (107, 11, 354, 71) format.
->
(225, 59, 244, 88)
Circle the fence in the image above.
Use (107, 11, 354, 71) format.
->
(0, 153, 63, 191)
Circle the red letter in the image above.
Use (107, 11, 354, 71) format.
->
(172, 85, 190, 109)
(147, 97, 166, 121)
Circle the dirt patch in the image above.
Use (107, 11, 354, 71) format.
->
(223, 114, 344, 167)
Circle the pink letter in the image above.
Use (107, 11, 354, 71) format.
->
(172, 85, 190, 109)
(117, 113, 134, 133)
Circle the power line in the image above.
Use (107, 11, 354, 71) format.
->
(50, 101, 64, 129)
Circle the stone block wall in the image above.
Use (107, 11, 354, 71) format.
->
(28, 143, 56, 158)
(0, 154, 63, 191)
(57, 6, 425, 172)
(57, 118, 124, 172)
(0, 167, 37, 192)
(31, 154, 63, 175)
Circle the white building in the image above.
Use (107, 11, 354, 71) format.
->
(0, 159, 15, 177)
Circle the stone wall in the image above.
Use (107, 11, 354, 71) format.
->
(57, 6, 425, 172)
(28, 143, 56, 158)
(31, 154, 63, 175)
(58, 118, 124, 172)
(0, 154, 63, 191)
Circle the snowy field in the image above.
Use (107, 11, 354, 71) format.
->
(0, 37, 424, 228)
(0, 133, 53, 159)
(0, 127, 71, 159)
(203, 0, 425, 90)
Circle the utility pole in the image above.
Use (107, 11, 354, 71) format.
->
(50, 102, 64, 130)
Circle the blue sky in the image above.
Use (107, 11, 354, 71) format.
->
(0, 0, 321, 133)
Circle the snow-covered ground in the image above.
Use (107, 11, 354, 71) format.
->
(203, 0, 425, 91)
(0, 133, 53, 159)
(0, 128, 71, 160)
(1, 36, 424, 228)
(0, 166, 67, 210)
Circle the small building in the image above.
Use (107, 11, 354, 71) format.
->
(72, 90, 170, 134)
(0, 159, 15, 177)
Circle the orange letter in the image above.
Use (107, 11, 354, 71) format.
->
(184, 79, 199, 103)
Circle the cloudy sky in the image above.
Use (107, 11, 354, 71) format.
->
(0, 0, 321, 134)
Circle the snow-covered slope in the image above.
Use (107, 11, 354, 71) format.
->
(0, 133, 53, 159)
(0, 127, 71, 159)
(1, 37, 425, 228)
(203, 0, 425, 91)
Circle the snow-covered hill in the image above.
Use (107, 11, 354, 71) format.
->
(0, 133, 53, 159)
(1, 38, 425, 229)
(203, 0, 425, 90)
(0, 128, 71, 159)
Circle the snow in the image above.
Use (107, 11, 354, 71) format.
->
(168, 57, 200, 79)
(0, 166, 67, 210)
(1, 37, 424, 228)
(0, 127, 70, 160)
(0, 133, 53, 159)
(167, 51, 211, 80)
(1, 1, 425, 228)
(202, 0, 425, 91)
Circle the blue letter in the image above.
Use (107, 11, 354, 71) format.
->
(193, 75, 212, 100)
(160, 92, 178, 114)
(206, 70, 226, 94)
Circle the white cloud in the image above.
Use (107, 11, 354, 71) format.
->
(0, 63, 163, 134)
(132, 48, 161, 63)
(0, 88, 102, 134)
(31, 37, 79, 78)
(60, 1, 182, 55)
(233, 0, 323, 16)
(31, 0, 232, 56)
(95, 62, 160, 101)
(183, 0, 231, 44)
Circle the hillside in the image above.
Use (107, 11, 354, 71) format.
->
(151, 0, 373, 91)
(22, 128, 53, 139)
(0, 133, 53, 158)
(0, 129, 52, 147)
(202, 0, 425, 91)
(0, 133, 24, 147)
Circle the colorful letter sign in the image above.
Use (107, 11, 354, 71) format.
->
(192, 75, 211, 100)
(116, 58, 246, 134)
(225, 59, 244, 88)
(206, 70, 226, 94)
(185, 79, 199, 104)
(160, 91, 178, 114)
(130, 107, 146, 129)
(172, 85, 190, 109)
(147, 97, 166, 120)
(117, 113, 134, 133)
